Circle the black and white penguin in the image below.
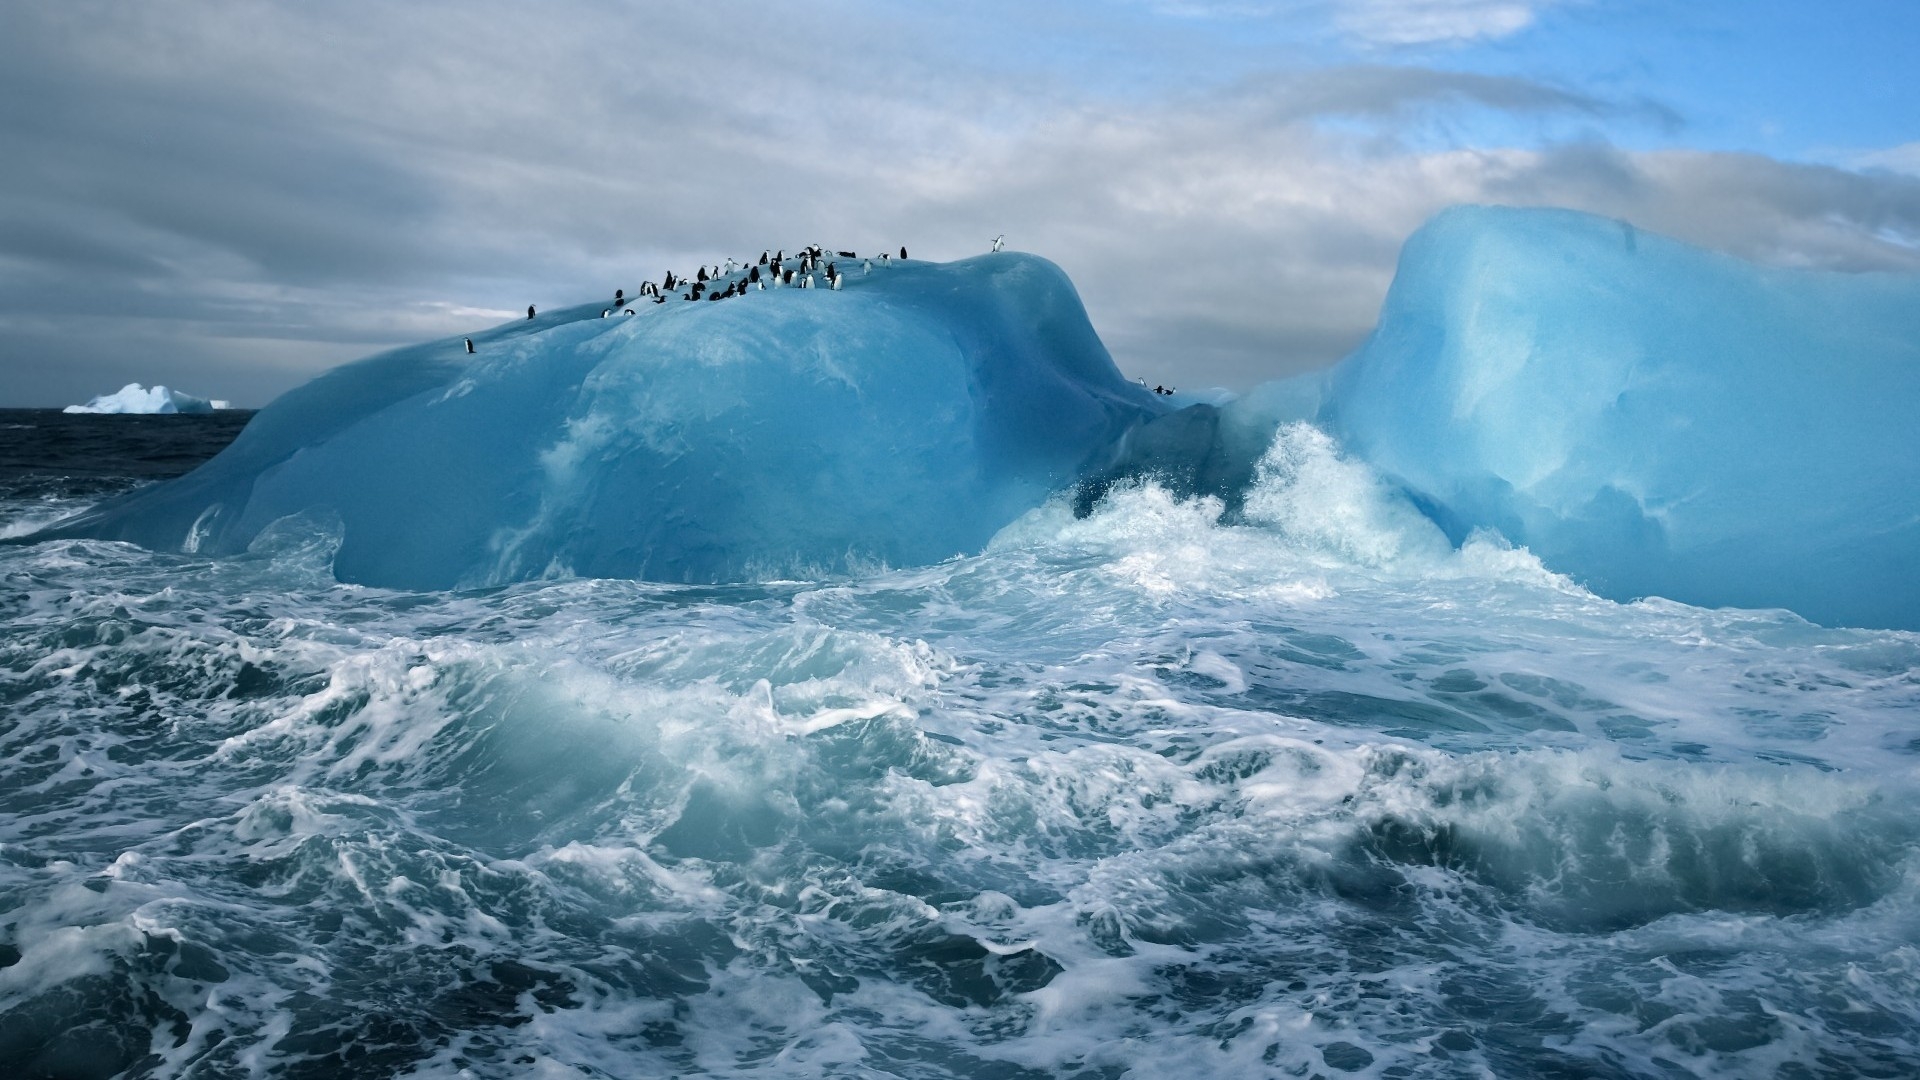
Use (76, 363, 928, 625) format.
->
(862, 258, 872, 274)
(527, 304, 536, 319)
(664, 271, 677, 290)
(697, 266, 709, 283)
(837, 250, 855, 258)
(725, 258, 737, 274)
(991, 234, 1004, 253)
(615, 288, 625, 304)
(759, 250, 770, 266)
(783, 269, 795, 285)
(899, 246, 908, 260)
(601, 309, 610, 318)
(623, 308, 634, 315)
(465, 337, 475, 354)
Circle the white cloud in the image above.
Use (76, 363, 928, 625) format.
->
(1, 0, 1914, 405)
(1331, 0, 1563, 46)
(1854, 142, 1920, 177)
(1147, 0, 1571, 46)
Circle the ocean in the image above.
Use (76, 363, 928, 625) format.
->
(3, 410, 1917, 1078)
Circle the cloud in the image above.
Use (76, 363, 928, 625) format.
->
(1331, 0, 1568, 46)
(1143, 0, 1573, 46)
(0, 0, 1914, 407)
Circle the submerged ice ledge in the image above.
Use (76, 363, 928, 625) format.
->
(40, 253, 1167, 588)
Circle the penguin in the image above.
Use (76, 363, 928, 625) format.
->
(783, 269, 795, 285)
(623, 308, 635, 315)
(725, 258, 737, 274)
(759, 250, 770, 266)
(653, 296, 666, 304)
(776, 249, 785, 262)
(837, 250, 855, 258)
(862, 258, 872, 274)
(756, 280, 765, 290)
(991, 234, 1004, 253)
(799, 272, 812, 289)
(527, 304, 536, 319)
(465, 337, 475, 354)
(697, 266, 709, 283)
(900, 246, 908, 260)
(615, 288, 625, 304)
(830, 272, 842, 291)
(601, 309, 610, 318)
(879, 253, 891, 266)
(664, 271, 677, 290)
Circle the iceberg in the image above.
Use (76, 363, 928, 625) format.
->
(64, 382, 223, 414)
(41, 254, 1166, 588)
(1320, 206, 1920, 631)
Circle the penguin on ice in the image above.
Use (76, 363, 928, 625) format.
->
(991, 235, 1004, 253)
(615, 288, 625, 305)
(527, 304, 536, 319)
(899, 246, 908, 260)
(862, 258, 872, 274)
(464, 338, 475, 354)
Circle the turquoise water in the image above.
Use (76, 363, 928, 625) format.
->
(4, 417, 1917, 1078)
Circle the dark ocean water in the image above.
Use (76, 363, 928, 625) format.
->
(0, 410, 255, 501)
(3, 414, 1919, 1079)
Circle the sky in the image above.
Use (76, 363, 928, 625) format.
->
(2, 0, 1917, 407)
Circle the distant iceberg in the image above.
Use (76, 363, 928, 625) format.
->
(43, 255, 1165, 588)
(64, 383, 227, 414)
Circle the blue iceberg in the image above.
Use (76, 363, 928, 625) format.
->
(43, 254, 1165, 588)
(64, 382, 226, 414)
(1320, 206, 1920, 631)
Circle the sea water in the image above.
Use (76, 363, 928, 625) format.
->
(4, 414, 1917, 1078)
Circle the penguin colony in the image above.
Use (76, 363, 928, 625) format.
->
(493, 235, 1171, 389)
(533, 236, 1027, 315)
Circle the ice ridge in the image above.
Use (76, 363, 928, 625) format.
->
(38, 253, 1167, 588)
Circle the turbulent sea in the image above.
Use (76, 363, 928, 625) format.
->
(3, 410, 1919, 1079)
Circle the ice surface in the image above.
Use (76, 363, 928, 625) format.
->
(44, 254, 1165, 588)
(63, 382, 221, 414)
(1318, 206, 1920, 630)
